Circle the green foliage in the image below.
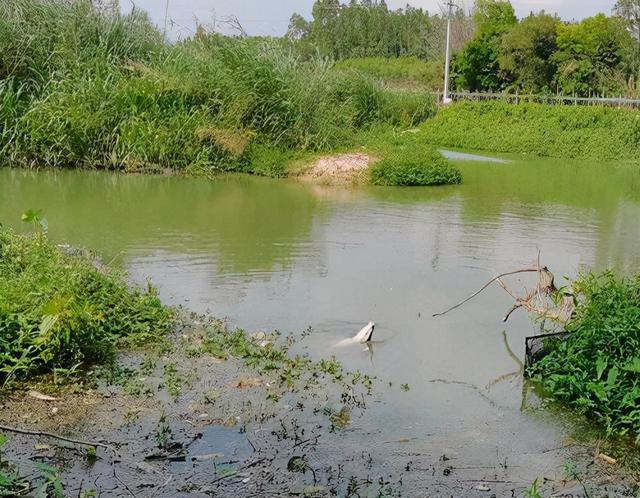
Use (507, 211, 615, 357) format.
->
(21, 209, 48, 232)
(423, 100, 640, 160)
(246, 144, 293, 178)
(0, 227, 172, 384)
(334, 57, 443, 90)
(450, 1, 636, 96)
(473, 0, 518, 35)
(198, 319, 376, 393)
(0, 0, 432, 175)
(529, 272, 640, 440)
(499, 13, 560, 93)
(524, 479, 543, 498)
(553, 14, 635, 96)
(293, 1, 441, 60)
(370, 144, 461, 187)
(35, 463, 64, 498)
(452, 0, 517, 91)
(614, 0, 640, 44)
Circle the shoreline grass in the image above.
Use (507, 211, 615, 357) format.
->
(0, 0, 441, 184)
(529, 271, 640, 442)
(0, 227, 172, 386)
(422, 100, 640, 161)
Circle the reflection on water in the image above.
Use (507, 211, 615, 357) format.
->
(1, 155, 639, 484)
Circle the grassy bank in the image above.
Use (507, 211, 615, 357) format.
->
(0, 226, 172, 385)
(422, 101, 640, 161)
(0, 0, 446, 183)
(529, 272, 640, 442)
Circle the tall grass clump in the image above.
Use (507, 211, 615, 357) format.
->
(0, 227, 172, 385)
(369, 137, 461, 186)
(423, 101, 640, 161)
(529, 272, 640, 441)
(0, 0, 435, 175)
(334, 57, 443, 89)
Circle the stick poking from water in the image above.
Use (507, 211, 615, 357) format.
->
(432, 268, 540, 317)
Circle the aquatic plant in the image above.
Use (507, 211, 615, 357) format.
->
(423, 100, 640, 161)
(0, 227, 172, 385)
(529, 271, 640, 441)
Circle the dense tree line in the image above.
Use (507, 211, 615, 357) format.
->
(287, 0, 473, 60)
(290, 0, 640, 97)
(452, 0, 639, 96)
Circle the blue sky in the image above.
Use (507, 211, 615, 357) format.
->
(124, 0, 618, 40)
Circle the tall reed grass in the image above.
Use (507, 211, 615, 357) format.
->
(0, 0, 437, 174)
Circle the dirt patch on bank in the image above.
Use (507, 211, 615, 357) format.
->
(299, 153, 374, 185)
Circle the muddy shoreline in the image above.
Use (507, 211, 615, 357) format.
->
(0, 313, 638, 497)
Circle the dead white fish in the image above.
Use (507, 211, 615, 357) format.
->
(335, 322, 375, 347)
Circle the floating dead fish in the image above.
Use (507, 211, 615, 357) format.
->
(335, 322, 374, 347)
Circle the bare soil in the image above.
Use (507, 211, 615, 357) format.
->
(298, 153, 374, 186)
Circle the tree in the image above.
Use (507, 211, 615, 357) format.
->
(614, 0, 640, 42)
(286, 13, 310, 40)
(473, 0, 517, 35)
(499, 12, 559, 92)
(290, 1, 445, 60)
(452, 0, 516, 91)
(553, 14, 635, 95)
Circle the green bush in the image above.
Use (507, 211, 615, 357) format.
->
(423, 100, 640, 160)
(370, 146, 462, 186)
(529, 272, 640, 440)
(0, 227, 172, 384)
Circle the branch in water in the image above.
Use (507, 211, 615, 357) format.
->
(432, 268, 540, 317)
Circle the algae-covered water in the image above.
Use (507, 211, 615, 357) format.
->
(1, 154, 639, 493)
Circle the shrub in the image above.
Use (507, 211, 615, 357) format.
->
(423, 100, 640, 161)
(370, 145, 462, 186)
(529, 272, 640, 440)
(0, 227, 172, 384)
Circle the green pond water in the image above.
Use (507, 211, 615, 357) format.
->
(1, 153, 639, 490)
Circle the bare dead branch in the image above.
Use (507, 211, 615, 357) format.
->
(0, 424, 109, 449)
(432, 268, 540, 317)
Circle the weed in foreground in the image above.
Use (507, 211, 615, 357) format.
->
(0, 226, 173, 385)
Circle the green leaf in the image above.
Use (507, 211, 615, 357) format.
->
(606, 366, 619, 390)
(623, 358, 640, 373)
(596, 357, 607, 380)
(21, 209, 43, 223)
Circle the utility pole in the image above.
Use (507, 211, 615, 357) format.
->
(443, 0, 455, 104)
(163, 0, 170, 38)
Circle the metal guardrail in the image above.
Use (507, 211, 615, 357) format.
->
(431, 90, 640, 107)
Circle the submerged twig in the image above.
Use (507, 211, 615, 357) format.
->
(0, 424, 109, 449)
